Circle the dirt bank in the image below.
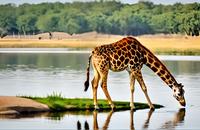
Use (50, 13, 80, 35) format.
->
(0, 96, 50, 115)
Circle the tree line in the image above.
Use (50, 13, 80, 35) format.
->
(0, 1, 199, 37)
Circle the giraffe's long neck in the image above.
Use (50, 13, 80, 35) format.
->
(141, 46, 178, 89)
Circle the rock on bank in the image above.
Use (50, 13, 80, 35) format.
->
(0, 96, 50, 115)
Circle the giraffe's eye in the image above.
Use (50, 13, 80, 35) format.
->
(174, 89, 176, 92)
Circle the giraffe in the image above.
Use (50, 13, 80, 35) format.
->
(84, 37, 186, 110)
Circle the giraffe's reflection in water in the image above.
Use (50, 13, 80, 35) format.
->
(77, 120, 89, 130)
(76, 109, 185, 130)
(161, 108, 185, 129)
(130, 110, 154, 130)
(77, 111, 113, 130)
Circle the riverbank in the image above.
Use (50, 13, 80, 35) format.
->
(0, 96, 49, 115)
(0, 33, 200, 55)
(0, 96, 163, 115)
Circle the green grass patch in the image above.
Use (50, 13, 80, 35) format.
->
(23, 95, 163, 111)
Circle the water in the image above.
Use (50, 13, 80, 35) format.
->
(0, 51, 200, 129)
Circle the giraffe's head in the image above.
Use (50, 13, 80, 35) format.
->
(172, 83, 186, 107)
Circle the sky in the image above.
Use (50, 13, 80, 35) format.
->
(0, 0, 199, 5)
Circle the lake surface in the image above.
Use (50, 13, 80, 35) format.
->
(0, 50, 200, 129)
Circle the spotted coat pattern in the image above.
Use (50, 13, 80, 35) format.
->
(92, 37, 144, 72)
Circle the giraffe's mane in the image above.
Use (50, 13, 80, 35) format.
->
(132, 37, 178, 87)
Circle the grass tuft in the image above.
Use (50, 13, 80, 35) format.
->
(47, 92, 64, 100)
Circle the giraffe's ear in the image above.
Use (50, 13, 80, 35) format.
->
(178, 83, 184, 88)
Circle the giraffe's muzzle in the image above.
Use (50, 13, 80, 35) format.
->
(179, 98, 186, 107)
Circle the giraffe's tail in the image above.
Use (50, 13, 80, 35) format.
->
(84, 54, 92, 92)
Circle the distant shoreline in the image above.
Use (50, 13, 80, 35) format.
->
(0, 33, 200, 55)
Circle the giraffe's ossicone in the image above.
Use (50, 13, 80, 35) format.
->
(84, 37, 186, 110)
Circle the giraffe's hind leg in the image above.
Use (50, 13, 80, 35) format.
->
(99, 70, 115, 110)
(127, 69, 136, 110)
(136, 70, 155, 110)
(91, 63, 100, 110)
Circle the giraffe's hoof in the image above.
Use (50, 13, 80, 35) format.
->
(94, 105, 100, 110)
(110, 104, 115, 110)
(130, 106, 136, 111)
(150, 106, 155, 111)
(130, 103, 136, 111)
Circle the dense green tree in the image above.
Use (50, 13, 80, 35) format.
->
(58, 10, 90, 34)
(0, 1, 199, 36)
(0, 4, 17, 33)
(150, 13, 180, 34)
(65, 19, 81, 34)
(37, 14, 60, 32)
(87, 13, 110, 33)
(17, 14, 38, 34)
(178, 11, 200, 36)
(0, 27, 7, 38)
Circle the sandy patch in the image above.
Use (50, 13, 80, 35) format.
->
(0, 96, 50, 115)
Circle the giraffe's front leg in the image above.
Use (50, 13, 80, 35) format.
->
(136, 71, 155, 110)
